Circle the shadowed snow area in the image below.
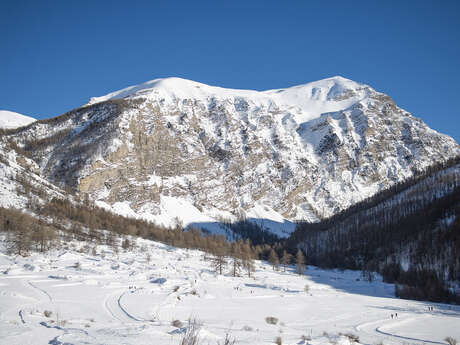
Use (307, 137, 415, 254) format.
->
(0, 236, 459, 345)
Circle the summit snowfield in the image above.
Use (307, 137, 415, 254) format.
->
(87, 76, 367, 124)
(5, 76, 460, 236)
(0, 110, 35, 129)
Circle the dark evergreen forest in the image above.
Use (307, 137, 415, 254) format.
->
(288, 158, 460, 303)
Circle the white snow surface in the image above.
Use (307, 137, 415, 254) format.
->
(0, 236, 459, 345)
(0, 110, 35, 129)
(87, 76, 369, 124)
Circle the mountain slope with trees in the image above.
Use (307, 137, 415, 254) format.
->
(289, 157, 460, 303)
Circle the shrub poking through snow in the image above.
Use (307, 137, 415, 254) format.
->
(265, 316, 278, 325)
(445, 337, 458, 345)
(180, 318, 201, 345)
(341, 332, 359, 343)
(219, 333, 237, 345)
(172, 319, 183, 328)
(301, 335, 312, 342)
(43, 310, 52, 318)
(274, 336, 282, 345)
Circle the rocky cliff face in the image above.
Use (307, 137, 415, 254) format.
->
(6, 77, 460, 236)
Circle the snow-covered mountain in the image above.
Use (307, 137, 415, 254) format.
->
(0, 110, 35, 129)
(5, 76, 460, 236)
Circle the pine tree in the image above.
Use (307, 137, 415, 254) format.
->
(296, 249, 305, 275)
(33, 225, 56, 252)
(242, 240, 255, 278)
(211, 247, 227, 275)
(7, 216, 33, 256)
(210, 235, 228, 275)
(268, 248, 280, 271)
(230, 241, 243, 277)
(281, 250, 292, 272)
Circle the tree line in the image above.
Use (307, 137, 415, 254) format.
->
(0, 190, 308, 278)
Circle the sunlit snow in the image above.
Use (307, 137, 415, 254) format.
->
(0, 110, 35, 129)
(0, 236, 459, 345)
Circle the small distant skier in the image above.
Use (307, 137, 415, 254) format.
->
(395, 313, 398, 318)
(391, 314, 393, 319)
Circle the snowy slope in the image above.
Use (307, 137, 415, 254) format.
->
(0, 110, 35, 129)
(5, 76, 460, 237)
(0, 235, 459, 345)
(0, 139, 66, 210)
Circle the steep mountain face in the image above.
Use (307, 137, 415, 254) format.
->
(6, 77, 460, 236)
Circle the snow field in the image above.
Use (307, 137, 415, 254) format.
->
(0, 110, 35, 129)
(0, 236, 459, 345)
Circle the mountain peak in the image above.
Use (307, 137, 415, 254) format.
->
(87, 77, 262, 106)
(326, 75, 356, 82)
(265, 75, 368, 94)
(86, 76, 371, 124)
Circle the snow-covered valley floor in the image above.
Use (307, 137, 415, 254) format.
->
(0, 237, 459, 345)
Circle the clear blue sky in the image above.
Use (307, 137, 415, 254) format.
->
(1, 0, 459, 142)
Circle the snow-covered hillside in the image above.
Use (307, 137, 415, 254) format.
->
(0, 110, 35, 129)
(1, 235, 459, 345)
(0, 138, 65, 210)
(5, 76, 460, 237)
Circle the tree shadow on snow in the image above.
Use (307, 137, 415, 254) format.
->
(187, 217, 296, 243)
(366, 302, 460, 318)
(301, 266, 398, 299)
